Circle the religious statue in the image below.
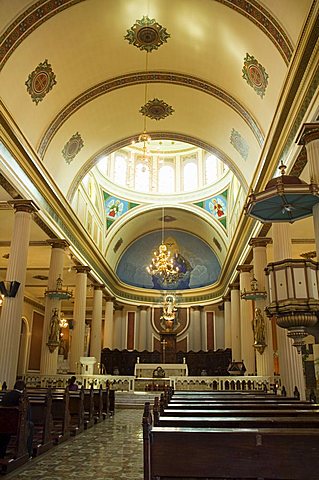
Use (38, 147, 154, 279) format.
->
(252, 307, 267, 354)
(160, 294, 178, 332)
(47, 308, 60, 352)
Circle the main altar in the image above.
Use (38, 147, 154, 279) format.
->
(134, 362, 188, 377)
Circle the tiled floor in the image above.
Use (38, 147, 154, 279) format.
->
(5, 409, 144, 480)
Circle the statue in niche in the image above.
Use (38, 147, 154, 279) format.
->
(252, 307, 267, 354)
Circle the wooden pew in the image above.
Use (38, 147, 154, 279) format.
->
(83, 387, 94, 429)
(68, 388, 85, 435)
(92, 385, 105, 423)
(26, 389, 53, 456)
(109, 389, 115, 416)
(102, 386, 110, 417)
(0, 391, 30, 474)
(26, 388, 70, 444)
(143, 402, 319, 480)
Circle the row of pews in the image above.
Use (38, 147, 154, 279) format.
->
(0, 385, 115, 474)
(143, 389, 319, 480)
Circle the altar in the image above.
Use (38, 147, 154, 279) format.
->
(134, 363, 188, 377)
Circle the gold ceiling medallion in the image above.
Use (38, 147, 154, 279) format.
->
(125, 16, 170, 52)
(140, 98, 174, 121)
(25, 59, 57, 105)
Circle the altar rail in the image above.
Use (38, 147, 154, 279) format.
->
(23, 374, 280, 393)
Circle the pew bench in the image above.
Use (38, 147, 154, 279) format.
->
(143, 403, 319, 480)
(27, 390, 53, 456)
(68, 389, 85, 436)
(0, 394, 30, 474)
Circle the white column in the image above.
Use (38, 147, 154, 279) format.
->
(103, 298, 114, 349)
(313, 344, 319, 392)
(138, 306, 148, 351)
(249, 237, 274, 376)
(69, 265, 90, 374)
(192, 306, 202, 352)
(297, 125, 319, 256)
(237, 264, 255, 375)
(229, 283, 241, 362)
(272, 223, 306, 399)
(223, 294, 231, 349)
(0, 200, 37, 388)
(40, 239, 69, 375)
(90, 284, 104, 374)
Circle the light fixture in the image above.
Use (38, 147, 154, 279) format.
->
(138, 49, 152, 172)
(241, 276, 267, 301)
(45, 275, 73, 300)
(146, 207, 179, 284)
(59, 312, 68, 329)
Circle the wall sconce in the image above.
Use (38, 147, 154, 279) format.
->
(0, 281, 21, 298)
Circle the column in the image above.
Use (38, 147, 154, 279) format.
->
(272, 223, 306, 398)
(237, 264, 255, 375)
(69, 265, 91, 374)
(229, 282, 241, 362)
(0, 200, 37, 388)
(40, 239, 69, 375)
(138, 306, 148, 351)
(249, 237, 274, 376)
(191, 306, 202, 352)
(297, 124, 319, 256)
(223, 294, 231, 349)
(90, 284, 104, 374)
(103, 298, 114, 349)
(297, 125, 319, 399)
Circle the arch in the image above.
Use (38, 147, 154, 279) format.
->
(17, 317, 30, 377)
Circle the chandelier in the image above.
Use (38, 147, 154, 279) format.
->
(59, 311, 68, 329)
(146, 207, 179, 284)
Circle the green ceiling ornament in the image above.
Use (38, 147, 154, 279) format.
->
(125, 16, 170, 52)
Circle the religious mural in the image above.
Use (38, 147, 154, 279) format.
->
(103, 192, 139, 230)
(116, 229, 221, 290)
(196, 190, 228, 229)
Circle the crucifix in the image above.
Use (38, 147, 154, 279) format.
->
(161, 339, 168, 364)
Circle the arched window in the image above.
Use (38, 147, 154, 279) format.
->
(205, 154, 218, 184)
(114, 155, 127, 186)
(96, 155, 109, 177)
(159, 165, 174, 193)
(135, 162, 150, 192)
(183, 162, 198, 191)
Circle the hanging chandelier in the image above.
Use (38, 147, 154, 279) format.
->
(146, 207, 179, 284)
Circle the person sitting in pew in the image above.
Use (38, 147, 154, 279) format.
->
(0, 380, 34, 458)
(67, 376, 79, 391)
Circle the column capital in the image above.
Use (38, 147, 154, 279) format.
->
(229, 282, 240, 290)
(192, 305, 203, 311)
(8, 199, 38, 214)
(296, 123, 319, 145)
(74, 265, 91, 274)
(47, 238, 70, 250)
(93, 283, 104, 291)
(236, 264, 253, 273)
(249, 237, 272, 248)
(138, 305, 149, 311)
(223, 294, 231, 302)
(104, 295, 115, 302)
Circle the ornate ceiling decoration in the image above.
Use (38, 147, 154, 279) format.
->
(62, 132, 84, 164)
(242, 53, 269, 98)
(25, 59, 57, 105)
(124, 15, 170, 52)
(140, 98, 174, 120)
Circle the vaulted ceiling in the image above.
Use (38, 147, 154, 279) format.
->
(0, 0, 318, 308)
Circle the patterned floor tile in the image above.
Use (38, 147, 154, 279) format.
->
(5, 409, 144, 480)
